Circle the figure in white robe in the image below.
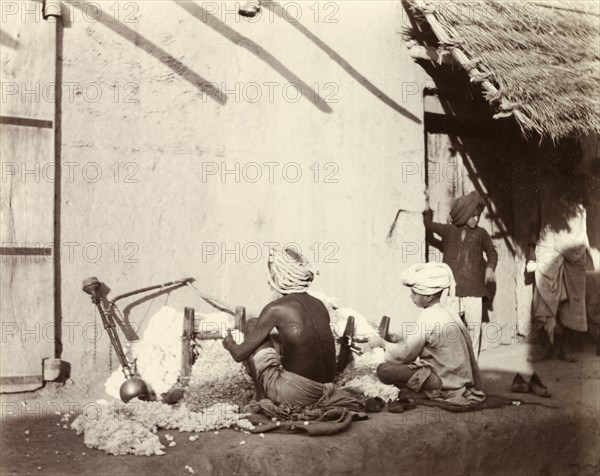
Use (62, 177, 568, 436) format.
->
(528, 153, 589, 361)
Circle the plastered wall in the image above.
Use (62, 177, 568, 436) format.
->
(55, 1, 430, 378)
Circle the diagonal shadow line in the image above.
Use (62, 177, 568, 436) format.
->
(452, 136, 516, 256)
(263, 1, 421, 123)
(65, 1, 226, 104)
(176, 1, 333, 113)
(0, 29, 19, 49)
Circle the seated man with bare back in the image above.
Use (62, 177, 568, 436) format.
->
(222, 246, 343, 407)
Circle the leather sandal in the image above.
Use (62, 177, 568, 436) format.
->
(387, 401, 406, 413)
(365, 396, 386, 413)
(511, 373, 530, 394)
(529, 372, 552, 398)
(396, 395, 416, 410)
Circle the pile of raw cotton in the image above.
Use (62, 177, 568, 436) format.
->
(337, 347, 399, 402)
(71, 399, 249, 456)
(105, 306, 184, 398)
(184, 330, 254, 410)
(105, 307, 237, 399)
(309, 291, 399, 402)
(309, 291, 378, 339)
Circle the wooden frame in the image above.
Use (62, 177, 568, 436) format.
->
(180, 307, 393, 380)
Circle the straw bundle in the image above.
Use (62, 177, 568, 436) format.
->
(406, 0, 600, 139)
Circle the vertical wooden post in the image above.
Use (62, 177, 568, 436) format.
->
(0, 4, 57, 393)
(379, 316, 391, 340)
(235, 305, 246, 334)
(336, 315, 355, 374)
(181, 307, 195, 384)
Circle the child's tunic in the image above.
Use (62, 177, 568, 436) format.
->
(424, 211, 498, 298)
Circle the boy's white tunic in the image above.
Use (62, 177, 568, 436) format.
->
(385, 303, 485, 405)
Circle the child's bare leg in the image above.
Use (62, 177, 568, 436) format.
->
(463, 297, 482, 359)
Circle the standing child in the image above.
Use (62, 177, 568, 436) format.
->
(367, 262, 484, 406)
(423, 191, 498, 360)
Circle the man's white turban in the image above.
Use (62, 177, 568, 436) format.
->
(401, 262, 456, 297)
(267, 246, 317, 294)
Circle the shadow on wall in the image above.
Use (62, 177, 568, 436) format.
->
(0, 28, 20, 49)
(451, 131, 594, 261)
(65, 0, 424, 117)
(261, 0, 421, 122)
(174, 0, 333, 112)
(64, 1, 227, 104)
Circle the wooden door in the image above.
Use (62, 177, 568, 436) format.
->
(0, 2, 57, 392)
(424, 93, 521, 339)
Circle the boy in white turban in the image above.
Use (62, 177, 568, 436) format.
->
(367, 262, 485, 406)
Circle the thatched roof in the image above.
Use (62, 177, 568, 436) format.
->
(405, 0, 600, 140)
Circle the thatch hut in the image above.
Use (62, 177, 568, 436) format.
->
(405, 0, 600, 139)
(403, 0, 600, 339)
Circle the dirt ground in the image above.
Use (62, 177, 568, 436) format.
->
(1, 341, 598, 476)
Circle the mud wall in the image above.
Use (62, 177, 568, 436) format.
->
(52, 1, 429, 378)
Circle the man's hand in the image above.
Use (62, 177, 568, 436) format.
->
(485, 267, 496, 284)
(387, 333, 402, 343)
(222, 331, 235, 351)
(366, 334, 387, 350)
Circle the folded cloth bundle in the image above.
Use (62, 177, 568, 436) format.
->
(242, 398, 368, 436)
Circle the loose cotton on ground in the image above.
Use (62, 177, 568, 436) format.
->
(91, 297, 395, 458)
(71, 400, 249, 456)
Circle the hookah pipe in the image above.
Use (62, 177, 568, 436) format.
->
(82, 276, 195, 402)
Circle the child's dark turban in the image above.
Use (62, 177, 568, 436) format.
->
(450, 191, 485, 227)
